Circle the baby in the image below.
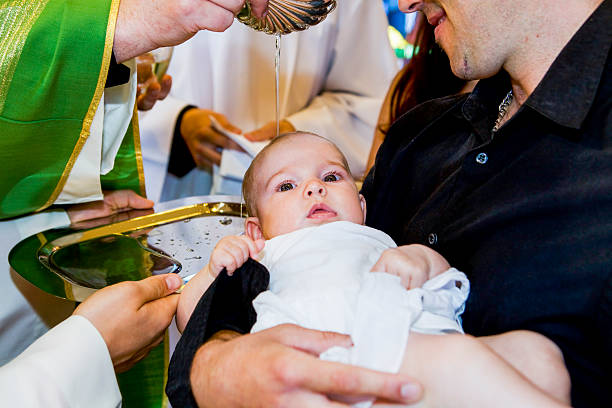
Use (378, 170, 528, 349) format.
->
(175, 132, 570, 407)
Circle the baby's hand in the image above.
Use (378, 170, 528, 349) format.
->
(208, 235, 265, 278)
(370, 244, 450, 289)
(176, 235, 264, 332)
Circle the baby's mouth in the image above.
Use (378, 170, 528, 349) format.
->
(307, 203, 337, 219)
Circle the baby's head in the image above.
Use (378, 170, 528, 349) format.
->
(242, 132, 366, 240)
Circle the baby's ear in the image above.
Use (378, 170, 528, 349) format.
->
(359, 194, 367, 224)
(245, 217, 264, 241)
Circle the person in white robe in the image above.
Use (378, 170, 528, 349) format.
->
(139, 0, 399, 201)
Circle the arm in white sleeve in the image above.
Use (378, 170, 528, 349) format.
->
(138, 95, 191, 201)
(0, 315, 121, 408)
(286, 0, 400, 179)
(13, 209, 71, 240)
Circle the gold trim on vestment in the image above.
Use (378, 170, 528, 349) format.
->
(37, 0, 122, 213)
(0, 0, 50, 114)
(131, 104, 148, 197)
(162, 330, 170, 408)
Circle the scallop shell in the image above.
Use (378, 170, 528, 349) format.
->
(237, 0, 337, 35)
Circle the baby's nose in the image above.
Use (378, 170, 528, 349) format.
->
(304, 181, 326, 197)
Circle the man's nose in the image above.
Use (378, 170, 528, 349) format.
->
(304, 180, 326, 197)
(398, 0, 424, 13)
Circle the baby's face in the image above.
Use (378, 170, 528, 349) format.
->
(253, 135, 366, 239)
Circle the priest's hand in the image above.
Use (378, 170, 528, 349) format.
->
(74, 274, 183, 372)
(66, 190, 154, 225)
(113, 0, 270, 63)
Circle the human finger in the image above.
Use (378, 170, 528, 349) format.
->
(132, 274, 183, 304)
(241, 235, 264, 258)
(247, 0, 270, 18)
(137, 81, 161, 111)
(300, 359, 423, 404)
(232, 237, 252, 265)
(265, 324, 354, 356)
(103, 189, 155, 211)
(209, 0, 245, 14)
(371, 253, 422, 289)
(211, 246, 241, 274)
(203, 130, 236, 150)
(158, 75, 172, 99)
(194, 141, 222, 166)
(192, 1, 236, 32)
(214, 113, 243, 134)
(221, 245, 242, 274)
(244, 122, 275, 141)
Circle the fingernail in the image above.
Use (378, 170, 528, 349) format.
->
(400, 383, 421, 400)
(165, 274, 183, 291)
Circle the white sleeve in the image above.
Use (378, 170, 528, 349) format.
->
(286, 0, 400, 179)
(138, 95, 190, 201)
(0, 315, 121, 408)
(13, 208, 71, 240)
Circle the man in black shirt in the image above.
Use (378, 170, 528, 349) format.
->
(183, 1, 611, 407)
(363, 1, 611, 407)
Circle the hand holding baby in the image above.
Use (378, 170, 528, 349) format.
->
(370, 244, 451, 289)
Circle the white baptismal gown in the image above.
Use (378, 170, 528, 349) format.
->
(252, 221, 470, 383)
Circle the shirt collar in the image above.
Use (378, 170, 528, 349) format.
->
(527, 0, 611, 129)
(463, 0, 611, 133)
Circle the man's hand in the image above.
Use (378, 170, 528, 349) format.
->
(74, 274, 183, 372)
(370, 244, 451, 289)
(66, 190, 154, 224)
(190, 324, 423, 407)
(180, 108, 244, 167)
(244, 119, 296, 141)
(137, 74, 172, 111)
(114, 0, 270, 63)
(135, 52, 172, 111)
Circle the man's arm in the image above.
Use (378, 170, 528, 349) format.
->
(113, 0, 270, 63)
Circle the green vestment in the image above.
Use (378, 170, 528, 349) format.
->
(0, 1, 165, 406)
(0, 0, 145, 220)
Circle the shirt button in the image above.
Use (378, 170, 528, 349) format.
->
(476, 152, 488, 164)
(428, 233, 438, 245)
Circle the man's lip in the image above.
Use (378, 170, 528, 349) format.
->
(307, 203, 337, 218)
(426, 11, 446, 27)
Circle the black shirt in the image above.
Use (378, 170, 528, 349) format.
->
(362, 2, 611, 407)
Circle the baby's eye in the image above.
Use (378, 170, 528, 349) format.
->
(323, 173, 340, 182)
(278, 182, 295, 192)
